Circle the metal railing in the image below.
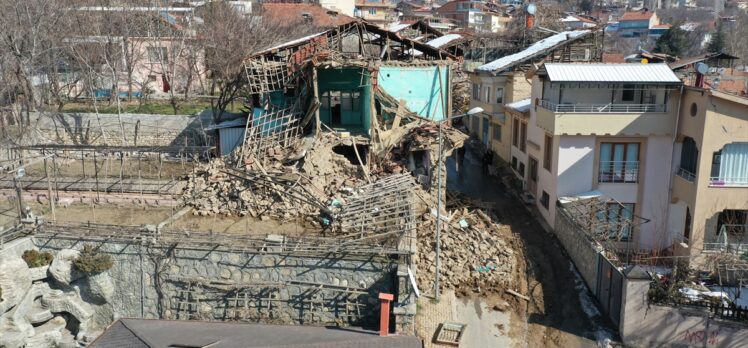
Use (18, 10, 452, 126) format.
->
(703, 224, 748, 254)
(676, 167, 696, 182)
(709, 176, 748, 187)
(539, 100, 667, 113)
(598, 161, 639, 183)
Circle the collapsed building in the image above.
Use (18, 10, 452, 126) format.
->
(0, 20, 520, 347)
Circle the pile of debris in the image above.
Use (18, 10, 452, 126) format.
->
(416, 205, 517, 296)
(180, 160, 323, 222)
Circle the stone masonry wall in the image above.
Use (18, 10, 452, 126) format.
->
(27, 112, 213, 147)
(34, 236, 399, 328)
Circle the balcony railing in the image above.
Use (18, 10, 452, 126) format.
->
(599, 161, 639, 183)
(676, 167, 696, 182)
(703, 224, 748, 254)
(540, 100, 667, 113)
(709, 177, 748, 187)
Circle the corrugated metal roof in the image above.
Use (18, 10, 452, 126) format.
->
(505, 98, 531, 113)
(476, 30, 591, 73)
(543, 63, 682, 83)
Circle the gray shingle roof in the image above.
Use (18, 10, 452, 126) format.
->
(90, 319, 422, 348)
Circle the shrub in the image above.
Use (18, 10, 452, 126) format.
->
(73, 244, 113, 274)
(22, 250, 54, 268)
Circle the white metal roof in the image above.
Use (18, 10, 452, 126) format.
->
(412, 34, 462, 56)
(476, 30, 591, 73)
(387, 22, 411, 32)
(426, 34, 463, 48)
(543, 63, 682, 83)
(505, 98, 531, 113)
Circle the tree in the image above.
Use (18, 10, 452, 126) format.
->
(708, 23, 726, 53)
(654, 24, 689, 57)
(198, 2, 311, 123)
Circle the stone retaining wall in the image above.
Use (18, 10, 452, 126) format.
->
(34, 236, 400, 328)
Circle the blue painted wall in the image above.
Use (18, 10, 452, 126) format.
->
(378, 65, 450, 121)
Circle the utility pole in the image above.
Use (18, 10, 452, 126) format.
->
(434, 107, 484, 300)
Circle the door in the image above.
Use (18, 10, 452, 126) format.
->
(528, 157, 538, 196)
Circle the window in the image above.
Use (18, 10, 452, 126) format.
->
(511, 156, 518, 169)
(710, 143, 748, 186)
(596, 203, 634, 241)
(147, 75, 157, 82)
(496, 87, 504, 104)
(599, 142, 639, 183)
(690, 102, 698, 117)
(678, 137, 698, 181)
(710, 150, 721, 179)
(529, 157, 538, 182)
(540, 191, 550, 209)
(472, 83, 480, 99)
(543, 134, 552, 171)
(621, 84, 635, 102)
(147, 47, 168, 64)
(368, 8, 377, 15)
(483, 86, 490, 102)
(492, 124, 502, 142)
(518, 162, 525, 177)
(512, 118, 519, 147)
(519, 122, 527, 153)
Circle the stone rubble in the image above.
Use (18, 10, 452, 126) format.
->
(415, 207, 518, 297)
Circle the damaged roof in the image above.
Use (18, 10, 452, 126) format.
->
(261, 3, 356, 28)
(476, 30, 592, 74)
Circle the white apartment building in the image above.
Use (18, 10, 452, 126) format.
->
(522, 63, 683, 250)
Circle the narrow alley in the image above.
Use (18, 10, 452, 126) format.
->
(442, 145, 616, 347)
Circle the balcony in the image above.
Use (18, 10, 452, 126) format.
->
(539, 100, 667, 113)
(599, 161, 639, 183)
(676, 168, 696, 182)
(709, 177, 748, 187)
(536, 100, 676, 136)
(703, 224, 748, 254)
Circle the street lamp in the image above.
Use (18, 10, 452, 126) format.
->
(434, 106, 483, 300)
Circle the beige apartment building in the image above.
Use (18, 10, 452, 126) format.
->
(524, 63, 683, 250)
(467, 30, 601, 178)
(355, 0, 397, 23)
(670, 87, 748, 259)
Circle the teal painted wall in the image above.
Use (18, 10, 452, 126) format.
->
(317, 68, 371, 133)
(378, 65, 450, 121)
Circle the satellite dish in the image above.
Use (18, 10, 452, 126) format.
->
(696, 62, 709, 75)
(527, 3, 537, 15)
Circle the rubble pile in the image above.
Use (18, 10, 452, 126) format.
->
(416, 207, 517, 296)
(181, 160, 322, 221)
(451, 70, 471, 115)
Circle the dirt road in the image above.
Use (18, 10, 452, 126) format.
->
(445, 148, 615, 347)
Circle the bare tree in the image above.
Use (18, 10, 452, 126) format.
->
(198, 2, 313, 123)
(0, 0, 69, 123)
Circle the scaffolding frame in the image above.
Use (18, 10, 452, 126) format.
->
(335, 174, 418, 251)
